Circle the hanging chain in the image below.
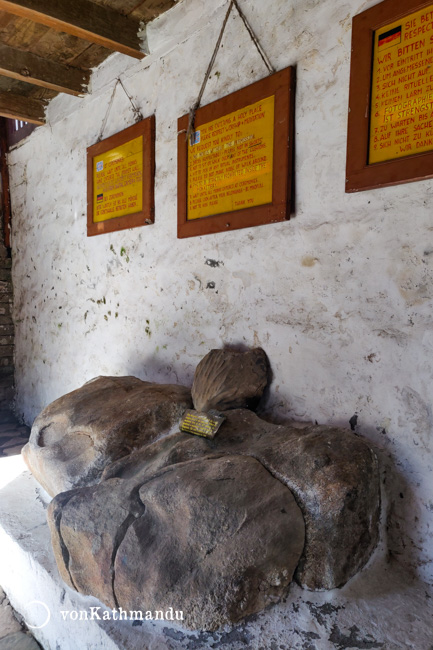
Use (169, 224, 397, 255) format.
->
(98, 80, 119, 142)
(233, 0, 275, 75)
(185, 0, 275, 142)
(186, 0, 235, 142)
(98, 78, 143, 142)
(97, 1, 273, 144)
(118, 78, 143, 122)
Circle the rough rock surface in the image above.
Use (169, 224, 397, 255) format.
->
(0, 587, 22, 639)
(22, 376, 192, 497)
(48, 409, 379, 630)
(191, 348, 269, 412)
(49, 454, 305, 631)
(102, 409, 381, 590)
(0, 632, 41, 650)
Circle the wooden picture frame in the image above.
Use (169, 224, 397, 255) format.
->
(347, 0, 433, 192)
(177, 67, 295, 238)
(87, 116, 155, 236)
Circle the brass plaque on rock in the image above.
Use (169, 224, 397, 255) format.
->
(180, 409, 226, 439)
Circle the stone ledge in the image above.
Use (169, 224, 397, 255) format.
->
(0, 631, 41, 650)
(1, 463, 432, 649)
(0, 586, 22, 639)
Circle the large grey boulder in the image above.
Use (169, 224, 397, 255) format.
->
(22, 376, 192, 497)
(48, 453, 305, 631)
(191, 348, 269, 412)
(48, 409, 380, 630)
(101, 409, 380, 590)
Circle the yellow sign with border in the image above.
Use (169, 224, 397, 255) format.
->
(93, 135, 143, 223)
(370, 4, 433, 164)
(187, 96, 274, 220)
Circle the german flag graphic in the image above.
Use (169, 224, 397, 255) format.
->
(378, 26, 401, 50)
(97, 193, 103, 203)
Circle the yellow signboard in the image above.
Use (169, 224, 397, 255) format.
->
(370, 4, 433, 164)
(93, 135, 143, 222)
(187, 96, 274, 220)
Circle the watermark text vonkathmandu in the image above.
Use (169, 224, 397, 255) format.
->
(60, 607, 184, 623)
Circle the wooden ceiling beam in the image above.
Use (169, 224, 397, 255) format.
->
(0, 0, 146, 59)
(0, 91, 46, 124)
(0, 44, 89, 95)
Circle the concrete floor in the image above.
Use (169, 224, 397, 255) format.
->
(0, 586, 40, 650)
(0, 410, 40, 650)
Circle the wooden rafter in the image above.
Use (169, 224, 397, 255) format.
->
(0, 44, 89, 95)
(0, 91, 46, 124)
(0, 0, 146, 59)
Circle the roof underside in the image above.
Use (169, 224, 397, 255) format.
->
(0, 0, 177, 124)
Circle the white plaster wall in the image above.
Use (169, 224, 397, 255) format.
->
(7, 0, 433, 583)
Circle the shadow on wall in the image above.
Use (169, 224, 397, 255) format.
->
(127, 355, 195, 388)
(259, 407, 426, 589)
(98, 344, 425, 589)
(368, 439, 425, 588)
(127, 340, 274, 393)
(23, 341, 430, 596)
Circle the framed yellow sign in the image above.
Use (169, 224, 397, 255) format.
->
(187, 95, 275, 222)
(87, 117, 155, 236)
(177, 67, 295, 238)
(347, 0, 433, 191)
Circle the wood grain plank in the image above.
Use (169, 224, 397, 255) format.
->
(26, 86, 56, 101)
(0, 43, 89, 94)
(0, 16, 49, 49)
(0, 11, 16, 30)
(129, 0, 176, 21)
(30, 29, 91, 65)
(0, 89, 46, 123)
(68, 42, 111, 69)
(0, 72, 58, 100)
(0, 0, 145, 58)
(88, 0, 143, 17)
(0, 74, 33, 94)
(0, 15, 86, 66)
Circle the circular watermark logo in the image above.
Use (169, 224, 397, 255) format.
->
(24, 600, 51, 630)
